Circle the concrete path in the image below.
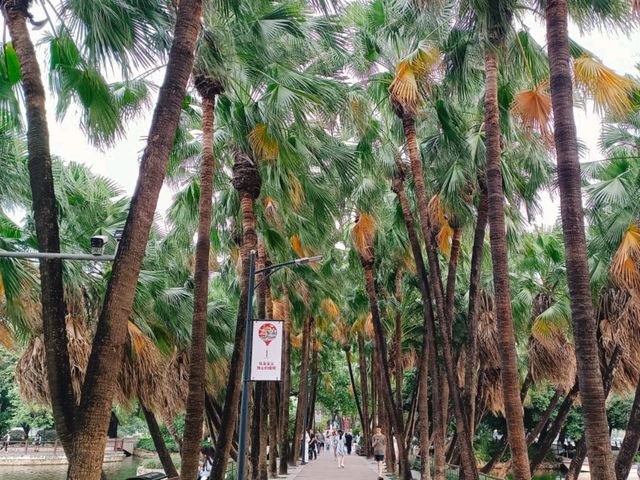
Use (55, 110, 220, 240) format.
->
(289, 450, 386, 480)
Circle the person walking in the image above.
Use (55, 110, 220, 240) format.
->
(308, 429, 318, 460)
(372, 426, 387, 479)
(315, 430, 324, 455)
(198, 446, 215, 479)
(331, 431, 338, 459)
(335, 429, 347, 468)
(2, 431, 10, 452)
(345, 430, 353, 455)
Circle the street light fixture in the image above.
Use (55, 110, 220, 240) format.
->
(237, 251, 323, 480)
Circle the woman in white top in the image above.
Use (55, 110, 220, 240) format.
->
(199, 446, 214, 479)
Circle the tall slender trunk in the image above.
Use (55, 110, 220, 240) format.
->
(483, 48, 531, 480)
(279, 287, 291, 474)
(346, 347, 367, 442)
(401, 117, 477, 480)
(306, 326, 319, 430)
(527, 390, 561, 446)
(181, 84, 218, 480)
(445, 227, 462, 320)
(361, 257, 411, 480)
(358, 332, 371, 457)
(141, 401, 179, 480)
(567, 347, 622, 480)
(530, 384, 579, 475)
(290, 316, 312, 465)
(392, 164, 440, 480)
(66, 1, 204, 477)
(1, 0, 75, 453)
(614, 379, 640, 480)
(210, 151, 261, 480)
(394, 269, 404, 414)
(265, 279, 278, 478)
(544, 2, 615, 478)
(464, 184, 488, 437)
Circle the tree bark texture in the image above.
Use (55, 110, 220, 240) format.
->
(180, 91, 216, 480)
(1, 0, 75, 453)
(141, 401, 179, 480)
(362, 261, 412, 480)
(464, 184, 488, 437)
(483, 48, 531, 480)
(211, 150, 261, 480)
(279, 286, 291, 474)
(402, 116, 477, 480)
(346, 347, 367, 442)
(544, 1, 616, 478)
(358, 332, 371, 457)
(394, 269, 404, 414)
(615, 379, 640, 480)
(290, 316, 312, 465)
(62, 0, 203, 476)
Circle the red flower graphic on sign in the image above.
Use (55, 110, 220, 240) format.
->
(258, 323, 278, 346)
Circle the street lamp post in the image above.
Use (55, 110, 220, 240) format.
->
(237, 251, 322, 480)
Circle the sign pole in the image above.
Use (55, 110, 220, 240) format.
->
(237, 250, 256, 480)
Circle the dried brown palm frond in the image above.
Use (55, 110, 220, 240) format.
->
(116, 322, 164, 410)
(477, 293, 500, 369)
(610, 224, 640, 289)
(479, 368, 504, 415)
(364, 312, 375, 339)
(15, 315, 90, 406)
(159, 349, 190, 420)
(574, 56, 637, 117)
(263, 197, 281, 227)
(389, 47, 440, 118)
(332, 318, 350, 349)
(427, 195, 454, 254)
(321, 298, 340, 319)
(291, 332, 303, 349)
(207, 359, 229, 393)
(352, 212, 377, 263)
(597, 288, 640, 394)
(511, 83, 553, 139)
(290, 235, 305, 258)
(528, 327, 576, 393)
(403, 350, 417, 370)
(272, 298, 285, 320)
(293, 279, 310, 306)
(288, 175, 305, 210)
(0, 322, 15, 350)
(249, 123, 279, 162)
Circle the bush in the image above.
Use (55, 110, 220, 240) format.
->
(137, 436, 179, 453)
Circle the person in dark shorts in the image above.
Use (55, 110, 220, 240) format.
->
(345, 430, 353, 455)
(372, 426, 386, 479)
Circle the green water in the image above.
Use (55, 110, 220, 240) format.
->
(0, 457, 143, 480)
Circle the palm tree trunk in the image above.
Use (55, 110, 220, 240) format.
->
(614, 379, 640, 480)
(401, 117, 477, 480)
(1, 0, 75, 453)
(268, 383, 279, 477)
(392, 164, 441, 480)
(66, 1, 204, 476)
(140, 401, 179, 479)
(346, 348, 367, 442)
(290, 316, 312, 465)
(567, 346, 622, 480)
(306, 326, 319, 430)
(358, 332, 371, 457)
(445, 227, 462, 320)
(527, 390, 561, 446)
(361, 260, 412, 480)
(279, 286, 291, 474)
(180, 88, 217, 480)
(211, 150, 261, 480)
(464, 184, 488, 437)
(394, 269, 404, 414)
(530, 383, 579, 475)
(544, 2, 615, 478)
(483, 47, 531, 480)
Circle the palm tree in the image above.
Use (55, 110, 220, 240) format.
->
(209, 149, 261, 480)
(542, 1, 618, 477)
(180, 73, 223, 480)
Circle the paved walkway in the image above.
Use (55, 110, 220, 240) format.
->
(290, 450, 385, 480)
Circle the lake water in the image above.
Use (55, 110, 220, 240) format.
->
(0, 457, 144, 480)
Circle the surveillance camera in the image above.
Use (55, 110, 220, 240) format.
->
(114, 229, 124, 242)
(90, 235, 109, 256)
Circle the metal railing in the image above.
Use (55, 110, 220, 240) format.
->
(0, 438, 124, 457)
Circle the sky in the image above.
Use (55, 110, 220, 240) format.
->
(39, 14, 640, 230)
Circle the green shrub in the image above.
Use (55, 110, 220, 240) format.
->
(137, 436, 179, 453)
